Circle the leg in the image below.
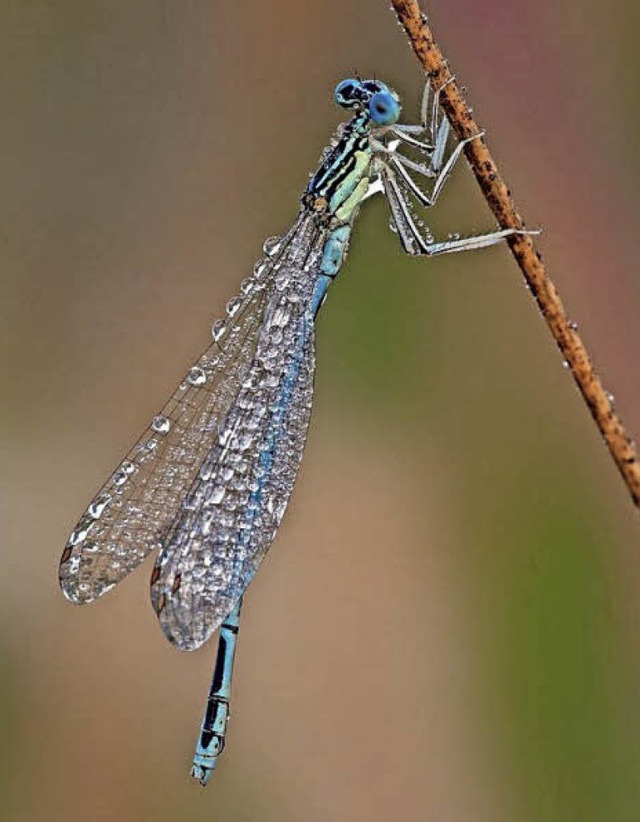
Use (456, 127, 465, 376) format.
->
(420, 77, 432, 133)
(381, 166, 536, 258)
(191, 598, 242, 786)
(419, 227, 530, 257)
(388, 127, 435, 153)
(387, 131, 481, 210)
(430, 116, 450, 174)
(388, 117, 451, 177)
(391, 76, 454, 166)
(426, 76, 455, 153)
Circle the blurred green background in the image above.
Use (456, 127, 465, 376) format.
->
(2, 1, 640, 820)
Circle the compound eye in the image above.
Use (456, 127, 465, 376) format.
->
(368, 91, 401, 126)
(334, 78, 362, 109)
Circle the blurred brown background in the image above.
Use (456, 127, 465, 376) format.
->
(2, 1, 640, 820)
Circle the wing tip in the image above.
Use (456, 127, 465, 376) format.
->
(154, 596, 221, 652)
(58, 570, 114, 605)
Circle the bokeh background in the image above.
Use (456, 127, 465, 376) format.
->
(2, 1, 640, 820)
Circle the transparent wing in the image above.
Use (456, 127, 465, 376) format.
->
(150, 225, 323, 650)
(59, 220, 306, 604)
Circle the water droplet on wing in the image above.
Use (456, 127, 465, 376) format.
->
(254, 259, 268, 278)
(88, 495, 111, 519)
(226, 297, 242, 317)
(188, 367, 207, 386)
(211, 320, 226, 341)
(152, 415, 171, 434)
(263, 236, 282, 256)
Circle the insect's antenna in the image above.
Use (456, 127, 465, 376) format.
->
(354, 68, 361, 81)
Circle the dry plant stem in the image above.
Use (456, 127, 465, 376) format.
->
(390, 0, 640, 508)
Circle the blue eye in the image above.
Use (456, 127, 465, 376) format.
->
(368, 91, 401, 126)
(334, 78, 363, 109)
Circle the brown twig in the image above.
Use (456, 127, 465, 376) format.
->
(389, 0, 640, 509)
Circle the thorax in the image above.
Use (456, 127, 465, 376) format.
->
(303, 114, 373, 226)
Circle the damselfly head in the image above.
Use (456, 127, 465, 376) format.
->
(333, 78, 401, 126)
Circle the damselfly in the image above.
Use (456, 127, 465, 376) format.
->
(59, 76, 527, 785)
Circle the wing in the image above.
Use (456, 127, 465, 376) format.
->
(150, 224, 324, 650)
(59, 216, 311, 604)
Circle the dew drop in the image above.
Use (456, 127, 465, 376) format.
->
(218, 426, 233, 447)
(208, 485, 226, 505)
(242, 372, 259, 390)
(152, 415, 171, 434)
(226, 296, 242, 317)
(254, 259, 268, 278)
(88, 495, 111, 520)
(211, 320, 226, 342)
(269, 305, 290, 328)
(263, 236, 282, 256)
(236, 433, 253, 450)
(240, 278, 253, 295)
(69, 523, 92, 546)
(67, 555, 81, 572)
(275, 273, 291, 291)
(188, 366, 207, 386)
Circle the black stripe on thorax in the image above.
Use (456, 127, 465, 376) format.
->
(306, 116, 370, 201)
